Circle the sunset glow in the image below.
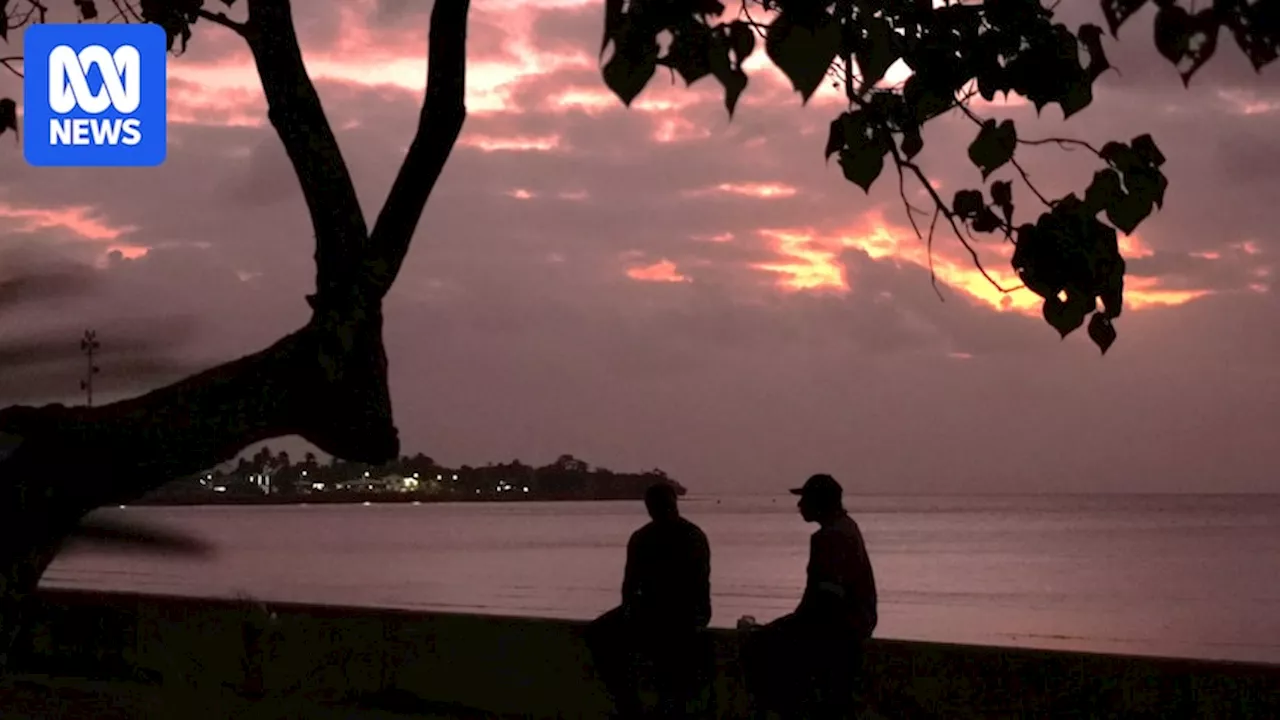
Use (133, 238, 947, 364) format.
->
(0, 202, 137, 242)
(627, 259, 689, 283)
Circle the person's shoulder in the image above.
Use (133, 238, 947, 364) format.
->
(631, 522, 655, 543)
(814, 515, 860, 541)
(675, 516, 707, 536)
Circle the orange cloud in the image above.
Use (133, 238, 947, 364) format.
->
(753, 212, 1210, 315)
(626, 259, 689, 283)
(460, 133, 562, 151)
(0, 201, 136, 242)
(653, 116, 713, 143)
(753, 229, 845, 291)
(1217, 89, 1280, 115)
(685, 182, 799, 199)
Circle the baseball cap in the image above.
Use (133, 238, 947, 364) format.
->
(790, 473, 843, 502)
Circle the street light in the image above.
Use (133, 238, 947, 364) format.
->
(79, 329, 100, 407)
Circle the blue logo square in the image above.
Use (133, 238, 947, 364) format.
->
(23, 23, 167, 167)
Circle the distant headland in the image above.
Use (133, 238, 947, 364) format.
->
(135, 449, 685, 506)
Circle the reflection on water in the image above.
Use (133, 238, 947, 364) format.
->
(40, 493, 1280, 663)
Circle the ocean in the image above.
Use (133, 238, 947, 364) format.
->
(39, 493, 1280, 664)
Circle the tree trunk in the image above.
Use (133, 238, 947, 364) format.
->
(0, 0, 471, 670)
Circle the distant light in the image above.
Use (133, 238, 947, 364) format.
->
(118, 505, 126, 509)
(452, 474, 458, 480)
(301, 470, 307, 477)
(523, 486, 529, 493)
(362, 501, 372, 506)
(411, 501, 421, 506)
(413, 472, 420, 479)
(475, 489, 480, 494)
(214, 486, 227, 492)
(437, 474, 443, 481)
(364, 471, 370, 477)
(312, 482, 325, 491)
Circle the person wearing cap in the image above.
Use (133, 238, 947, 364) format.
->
(742, 473, 878, 718)
(585, 481, 713, 717)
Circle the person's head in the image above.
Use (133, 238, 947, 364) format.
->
(645, 482, 680, 521)
(790, 473, 844, 523)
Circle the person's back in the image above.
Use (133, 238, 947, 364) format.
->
(586, 482, 714, 716)
(799, 511, 877, 639)
(624, 513, 712, 629)
(742, 474, 878, 718)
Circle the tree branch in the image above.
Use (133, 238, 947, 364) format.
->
(242, 0, 368, 304)
(366, 0, 470, 297)
(0, 56, 21, 79)
(197, 8, 248, 36)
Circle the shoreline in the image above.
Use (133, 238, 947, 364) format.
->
(11, 588, 1280, 719)
(126, 492, 652, 508)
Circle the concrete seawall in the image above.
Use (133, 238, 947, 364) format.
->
(7, 589, 1279, 718)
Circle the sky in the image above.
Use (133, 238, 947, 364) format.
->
(0, 0, 1278, 495)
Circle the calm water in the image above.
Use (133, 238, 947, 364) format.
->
(39, 494, 1280, 664)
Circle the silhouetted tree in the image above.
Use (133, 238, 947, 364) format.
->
(599, 0, 1277, 351)
(0, 0, 470, 660)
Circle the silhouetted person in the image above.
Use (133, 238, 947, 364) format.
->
(742, 474, 877, 719)
(586, 482, 712, 718)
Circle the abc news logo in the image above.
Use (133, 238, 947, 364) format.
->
(24, 24, 167, 167)
(48, 44, 144, 147)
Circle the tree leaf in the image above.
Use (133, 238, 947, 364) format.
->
(1100, 268, 1125, 320)
(665, 24, 713, 86)
(727, 20, 756, 64)
(1060, 76, 1094, 118)
(1222, 1, 1280, 71)
(766, 11, 841, 103)
(1084, 169, 1124, 216)
(1130, 133, 1166, 167)
(952, 189, 985, 219)
(601, 0, 624, 58)
(825, 115, 846, 162)
(1042, 295, 1088, 338)
(1077, 23, 1111, 82)
(1100, 0, 1149, 36)
(709, 32, 749, 116)
(967, 119, 1017, 178)
(1176, 10, 1221, 85)
(972, 208, 1002, 234)
(1154, 3, 1192, 66)
(1105, 192, 1152, 235)
(855, 16, 900, 88)
(713, 66, 748, 117)
(75, 0, 99, 21)
(990, 180, 1013, 224)
(602, 36, 659, 107)
(901, 131, 923, 160)
(839, 143, 886, 193)
(903, 73, 954, 125)
(1087, 312, 1117, 354)
(0, 98, 16, 141)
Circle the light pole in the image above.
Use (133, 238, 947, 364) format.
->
(79, 329, 100, 407)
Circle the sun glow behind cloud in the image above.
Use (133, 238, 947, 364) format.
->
(753, 214, 1212, 314)
(627, 259, 689, 283)
(0, 202, 148, 264)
